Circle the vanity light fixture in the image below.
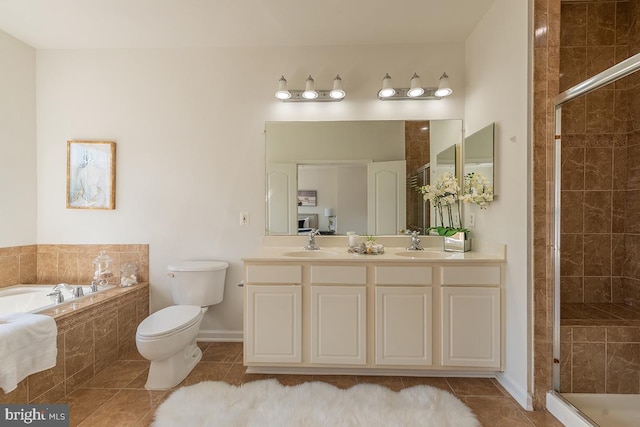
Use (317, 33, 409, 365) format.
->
(275, 74, 346, 102)
(378, 72, 453, 100)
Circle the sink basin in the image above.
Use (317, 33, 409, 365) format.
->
(282, 250, 340, 258)
(394, 250, 446, 259)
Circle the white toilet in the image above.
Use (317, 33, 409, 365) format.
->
(136, 260, 229, 390)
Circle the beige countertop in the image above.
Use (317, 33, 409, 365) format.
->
(243, 236, 505, 263)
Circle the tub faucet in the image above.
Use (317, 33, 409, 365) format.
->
(90, 280, 100, 293)
(406, 231, 424, 251)
(52, 283, 74, 293)
(47, 290, 65, 304)
(304, 229, 321, 250)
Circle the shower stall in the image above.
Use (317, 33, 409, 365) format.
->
(550, 50, 640, 427)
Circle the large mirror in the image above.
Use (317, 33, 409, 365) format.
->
(463, 122, 495, 200)
(265, 120, 462, 236)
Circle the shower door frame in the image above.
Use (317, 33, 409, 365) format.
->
(552, 52, 640, 392)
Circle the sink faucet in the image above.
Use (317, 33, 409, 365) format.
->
(304, 229, 321, 250)
(406, 231, 424, 251)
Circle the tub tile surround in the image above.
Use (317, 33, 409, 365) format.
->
(0, 244, 149, 404)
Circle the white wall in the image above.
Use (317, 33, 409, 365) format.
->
(0, 30, 36, 247)
(464, 0, 530, 409)
(35, 44, 465, 338)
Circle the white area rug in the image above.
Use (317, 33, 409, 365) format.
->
(153, 379, 480, 427)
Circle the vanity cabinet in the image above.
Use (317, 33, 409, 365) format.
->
(310, 286, 367, 365)
(374, 266, 433, 366)
(243, 251, 504, 375)
(440, 266, 501, 368)
(244, 265, 303, 364)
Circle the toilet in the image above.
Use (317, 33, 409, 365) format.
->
(136, 260, 229, 390)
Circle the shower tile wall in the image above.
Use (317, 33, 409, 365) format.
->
(405, 121, 430, 231)
(559, 0, 630, 305)
(625, 0, 640, 305)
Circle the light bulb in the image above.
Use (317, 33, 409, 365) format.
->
(275, 75, 291, 100)
(329, 74, 345, 99)
(434, 72, 453, 97)
(407, 72, 424, 97)
(378, 73, 395, 98)
(302, 75, 318, 99)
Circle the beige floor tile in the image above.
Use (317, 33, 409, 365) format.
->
(401, 376, 454, 393)
(125, 368, 150, 389)
(446, 377, 508, 397)
(461, 396, 535, 427)
(177, 361, 233, 387)
(200, 341, 243, 362)
(81, 360, 149, 389)
(61, 388, 119, 427)
(524, 409, 566, 427)
(77, 389, 167, 427)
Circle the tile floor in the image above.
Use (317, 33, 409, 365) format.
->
(61, 342, 564, 426)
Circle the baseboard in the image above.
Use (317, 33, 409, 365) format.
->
(495, 372, 532, 410)
(197, 329, 243, 342)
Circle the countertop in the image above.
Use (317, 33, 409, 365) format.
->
(242, 239, 505, 263)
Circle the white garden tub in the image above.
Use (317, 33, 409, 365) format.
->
(0, 284, 110, 315)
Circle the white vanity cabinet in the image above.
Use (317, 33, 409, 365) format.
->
(440, 265, 502, 368)
(309, 265, 367, 365)
(244, 265, 303, 363)
(243, 248, 504, 375)
(374, 266, 433, 366)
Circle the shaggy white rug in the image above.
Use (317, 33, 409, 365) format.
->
(152, 379, 480, 427)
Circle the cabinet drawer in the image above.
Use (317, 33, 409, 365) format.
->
(441, 265, 501, 286)
(246, 264, 302, 284)
(310, 265, 366, 284)
(374, 266, 432, 285)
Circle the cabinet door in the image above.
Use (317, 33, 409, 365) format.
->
(245, 285, 302, 363)
(375, 287, 432, 366)
(310, 286, 366, 365)
(441, 287, 500, 368)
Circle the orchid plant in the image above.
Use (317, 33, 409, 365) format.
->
(460, 172, 493, 209)
(419, 172, 467, 236)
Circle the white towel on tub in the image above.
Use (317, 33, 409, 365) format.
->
(0, 313, 57, 394)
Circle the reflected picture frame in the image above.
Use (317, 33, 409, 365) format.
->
(66, 140, 116, 210)
(297, 190, 317, 206)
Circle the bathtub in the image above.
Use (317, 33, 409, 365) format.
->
(0, 284, 112, 316)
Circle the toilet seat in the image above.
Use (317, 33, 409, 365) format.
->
(137, 305, 202, 339)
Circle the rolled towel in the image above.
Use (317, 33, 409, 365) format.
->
(0, 313, 57, 394)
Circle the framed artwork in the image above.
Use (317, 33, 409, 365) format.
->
(297, 190, 317, 206)
(66, 140, 116, 210)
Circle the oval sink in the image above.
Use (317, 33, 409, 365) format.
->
(282, 250, 339, 258)
(394, 251, 446, 259)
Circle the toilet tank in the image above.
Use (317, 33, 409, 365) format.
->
(167, 260, 229, 307)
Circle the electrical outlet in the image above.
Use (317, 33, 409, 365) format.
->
(469, 213, 476, 227)
(240, 211, 249, 226)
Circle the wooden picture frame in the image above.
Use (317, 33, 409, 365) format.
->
(66, 140, 116, 210)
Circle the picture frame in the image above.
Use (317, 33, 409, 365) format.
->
(297, 190, 317, 206)
(66, 140, 116, 210)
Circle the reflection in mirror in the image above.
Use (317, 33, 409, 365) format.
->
(463, 123, 495, 205)
(265, 120, 462, 235)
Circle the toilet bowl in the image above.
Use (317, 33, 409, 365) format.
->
(135, 260, 228, 390)
(136, 305, 205, 390)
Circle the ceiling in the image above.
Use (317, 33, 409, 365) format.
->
(0, 0, 496, 49)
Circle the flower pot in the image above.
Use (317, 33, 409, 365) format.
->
(443, 231, 471, 252)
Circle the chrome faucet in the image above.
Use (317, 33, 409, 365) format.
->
(406, 231, 424, 251)
(47, 290, 65, 304)
(304, 229, 321, 250)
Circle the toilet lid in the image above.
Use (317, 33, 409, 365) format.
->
(137, 305, 202, 338)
